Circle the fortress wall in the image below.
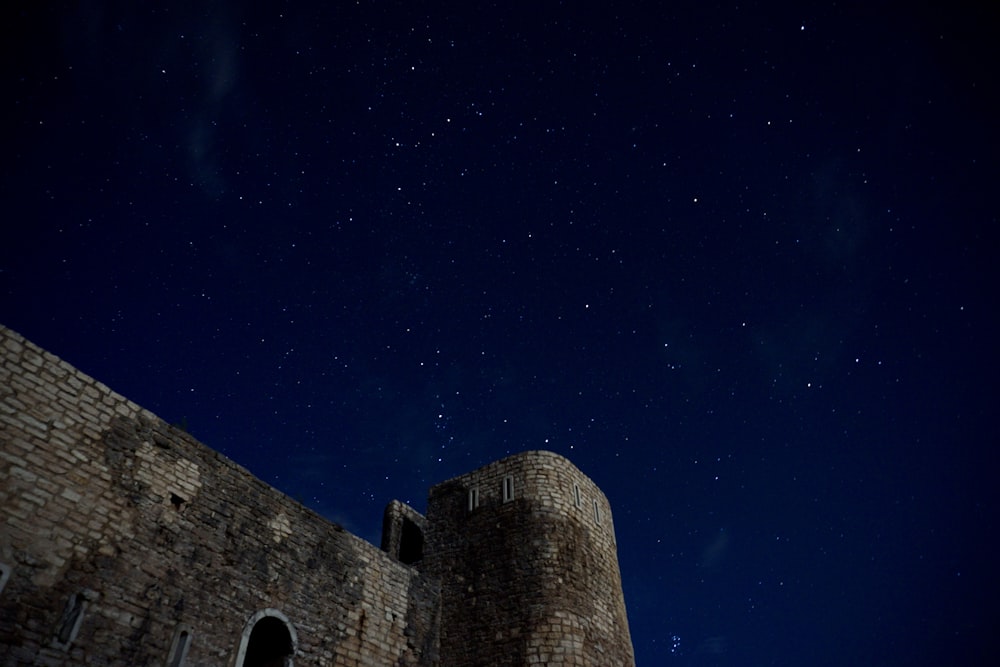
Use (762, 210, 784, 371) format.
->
(0, 325, 438, 667)
(1, 323, 636, 667)
(425, 450, 635, 667)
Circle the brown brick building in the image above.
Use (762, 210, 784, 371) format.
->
(0, 324, 635, 666)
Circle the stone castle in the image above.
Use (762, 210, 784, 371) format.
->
(0, 325, 635, 666)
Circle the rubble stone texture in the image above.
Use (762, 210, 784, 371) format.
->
(0, 325, 635, 666)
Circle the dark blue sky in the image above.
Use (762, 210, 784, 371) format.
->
(3, 2, 996, 664)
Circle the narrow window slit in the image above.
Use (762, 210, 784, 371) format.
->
(468, 486, 480, 511)
(0, 563, 10, 597)
(54, 589, 95, 649)
(167, 627, 192, 667)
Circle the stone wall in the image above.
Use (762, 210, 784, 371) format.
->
(0, 324, 635, 666)
(425, 450, 635, 667)
(0, 325, 438, 666)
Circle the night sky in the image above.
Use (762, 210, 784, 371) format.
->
(3, 2, 996, 665)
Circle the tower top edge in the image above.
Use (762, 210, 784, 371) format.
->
(431, 449, 602, 491)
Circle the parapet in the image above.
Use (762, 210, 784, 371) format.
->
(382, 500, 427, 566)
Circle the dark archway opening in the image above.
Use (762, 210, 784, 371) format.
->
(399, 517, 424, 564)
(243, 616, 293, 667)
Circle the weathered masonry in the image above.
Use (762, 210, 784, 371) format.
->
(0, 324, 635, 666)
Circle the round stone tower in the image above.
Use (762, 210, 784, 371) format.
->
(424, 450, 635, 667)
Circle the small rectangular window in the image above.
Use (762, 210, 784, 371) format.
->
(167, 627, 192, 667)
(54, 590, 93, 649)
(468, 487, 480, 511)
(0, 563, 10, 597)
(573, 484, 582, 508)
(593, 499, 602, 524)
(502, 475, 514, 503)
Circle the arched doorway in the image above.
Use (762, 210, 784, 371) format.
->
(234, 609, 297, 667)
